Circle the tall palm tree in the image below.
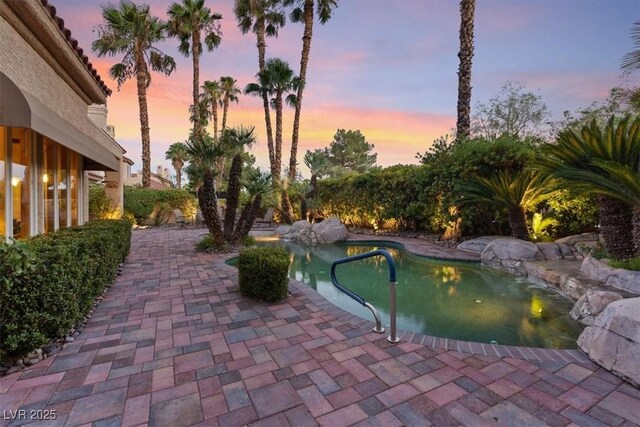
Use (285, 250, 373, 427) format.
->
(245, 58, 300, 179)
(167, 0, 222, 136)
(458, 170, 553, 240)
(93, 1, 176, 188)
(165, 142, 188, 189)
(184, 133, 226, 243)
(219, 76, 242, 131)
(536, 116, 640, 259)
(455, 0, 475, 141)
(201, 80, 223, 137)
(285, 0, 338, 182)
(234, 0, 286, 170)
(219, 126, 257, 240)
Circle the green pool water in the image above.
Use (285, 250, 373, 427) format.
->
(239, 240, 583, 348)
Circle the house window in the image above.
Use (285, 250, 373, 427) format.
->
(40, 136, 55, 234)
(11, 128, 31, 239)
(0, 126, 5, 237)
(70, 152, 79, 226)
(57, 144, 69, 229)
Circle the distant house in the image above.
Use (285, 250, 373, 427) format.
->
(123, 161, 175, 189)
(0, 0, 125, 239)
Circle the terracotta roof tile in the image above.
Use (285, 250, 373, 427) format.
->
(41, 0, 112, 96)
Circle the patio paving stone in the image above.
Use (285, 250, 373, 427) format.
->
(0, 228, 638, 426)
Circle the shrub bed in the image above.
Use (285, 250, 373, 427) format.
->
(124, 187, 197, 225)
(0, 219, 132, 363)
(237, 247, 290, 302)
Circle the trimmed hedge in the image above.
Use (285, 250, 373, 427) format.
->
(238, 247, 290, 302)
(0, 219, 132, 363)
(124, 187, 197, 225)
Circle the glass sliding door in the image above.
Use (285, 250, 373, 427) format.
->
(70, 152, 79, 226)
(0, 126, 5, 237)
(11, 128, 31, 239)
(41, 137, 55, 233)
(57, 144, 69, 229)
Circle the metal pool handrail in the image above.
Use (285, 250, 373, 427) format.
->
(330, 249, 400, 343)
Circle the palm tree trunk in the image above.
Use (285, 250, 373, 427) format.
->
(508, 206, 529, 241)
(255, 17, 275, 169)
(212, 102, 219, 139)
(222, 96, 229, 130)
(288, 0, 314, 182)
(224, 154, 242, 240)
(192, 30, 202, 135)
(274, 91, 283, 178)
(281, 188, 295, 224)
(233, 194, 263, 242)
(455, 0, 475, 141)
(598, 195, 634, 259)
(135, 56, 151, 188)
(199, 171, 224, 244)
(176, 167, 182, 189)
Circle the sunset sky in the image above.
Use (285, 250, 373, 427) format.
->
(54, 0, 640, 177)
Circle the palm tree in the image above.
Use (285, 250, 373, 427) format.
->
(165, 142, 188, 189)
(201, 80, 223, 137)
(285, 0, 338, 182)
(234, 0, 286, 170)
(93, 1, 176, 188)
(219, 76, 242, 131)
(458, 170, 553, 240)
(167, 0, 222, 136)
(219, 126, 257, 240)
(303, 148, 330, 220)
(233, 170, 272, 242)
(184, 133, 226, 243)
(455, 0, 475, 141)
(536, 116, 640, 259)
(245, 58, 300, 179)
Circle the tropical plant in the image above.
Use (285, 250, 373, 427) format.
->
(235, 0, 287, 171)
(621, 21, 640, 109)
(167, 0, 222, 136)
(457, 170, 554, 240)
(284, 0, 338, 182)
(535, 116, 640, 259)
(220, 126, 257, 240)
(92, 0, 176, 188)
(233, 169, 272, 242)
(455, 0, 475, 141)
(201, 80, 223, 137)
(184, 133, 226, 243)
(165, 142, 188, 189)
(530, 212, 557, 242)
(219, 76, 242, 130)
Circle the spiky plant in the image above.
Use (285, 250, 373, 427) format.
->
(458, 170, 554, 240)
(535, 115, 640, 259)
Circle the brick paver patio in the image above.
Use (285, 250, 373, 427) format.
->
(1, 228, 639, 426)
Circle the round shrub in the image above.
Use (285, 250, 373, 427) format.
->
(237, 247, 290, 302)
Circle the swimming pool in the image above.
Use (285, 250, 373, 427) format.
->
(241, 239, 582, 348)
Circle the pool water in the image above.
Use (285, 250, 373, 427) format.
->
(250, 240, 582, 348)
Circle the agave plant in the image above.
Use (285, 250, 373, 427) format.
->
(535, 115, 640, 259)
(458, 170, 554, 240)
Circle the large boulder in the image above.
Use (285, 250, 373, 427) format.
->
(580, 257, 615, 282)
(283, 220, 312, 241)
(556, 232, 598, 245)
(535, 242, 578, 260)
(481, 238, 544, 276)
(456, 236, 505, 254)
(570, 290, 623, 326)
(274, 225, 291, 237)
(578, 297, 640, 387)
(312, 218, 348, 244)
(606, 270, 640, 296)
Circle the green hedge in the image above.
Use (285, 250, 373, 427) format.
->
(124, 187, 197, 225)
(0, 219, 132, 363)
(316, 136, 599, 237)
(238, 247, 290, 302)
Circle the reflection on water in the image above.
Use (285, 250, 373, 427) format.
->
(258, 240, 582, 348)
